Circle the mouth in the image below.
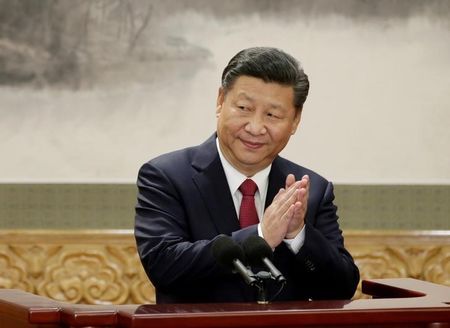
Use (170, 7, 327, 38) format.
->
(240, 138, 264, 150)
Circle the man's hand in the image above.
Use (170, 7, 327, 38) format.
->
(261, 174, 309, 248)
(285, 174, 309, 239)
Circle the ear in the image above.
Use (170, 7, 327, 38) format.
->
(216, 87, 225, 116)
(291, 110, 302, 135)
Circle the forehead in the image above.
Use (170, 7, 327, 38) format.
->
(226, 76, 295, 109)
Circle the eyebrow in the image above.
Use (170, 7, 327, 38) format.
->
(235, 92, 285, 110)
(236, 92, 253, 102)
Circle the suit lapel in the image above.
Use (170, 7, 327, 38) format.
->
(191, 135, 240, 234)
(265, 157, 286, 209)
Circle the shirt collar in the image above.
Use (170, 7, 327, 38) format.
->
(216, 138, 271, 196)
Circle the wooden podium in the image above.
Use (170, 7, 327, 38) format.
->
(1, 278, 449, 327)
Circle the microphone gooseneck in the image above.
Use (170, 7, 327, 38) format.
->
(211, 234, 287, 303)
(242, 235, 286, 283)
(211, 235, 257, 286)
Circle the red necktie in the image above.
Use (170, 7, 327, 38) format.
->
(239, 179, 259, 228)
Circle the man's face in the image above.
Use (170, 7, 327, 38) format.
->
(216, 75, 301, 176)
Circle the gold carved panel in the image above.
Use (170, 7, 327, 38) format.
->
(0, 230, 155, 304)
(0, 230, 448, 304)
(345, 231, 450, 299)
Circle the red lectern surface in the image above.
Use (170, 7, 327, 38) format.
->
(0, 289, 60, 327)
(1, 278, 449, 328)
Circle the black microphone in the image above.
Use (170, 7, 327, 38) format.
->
(211, 235, 257, 286)
(242, 235, 286, 283)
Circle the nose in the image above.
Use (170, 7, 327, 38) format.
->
(244, 113, 267, 135)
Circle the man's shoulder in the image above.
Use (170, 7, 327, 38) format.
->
(140, 135, 217, 172)
(274, 156, 329, 185)
(139, 146, 195, 175)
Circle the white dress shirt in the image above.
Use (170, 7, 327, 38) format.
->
(216, 138, 305, 253)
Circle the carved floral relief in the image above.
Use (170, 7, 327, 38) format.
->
(0, 231, 448, 304)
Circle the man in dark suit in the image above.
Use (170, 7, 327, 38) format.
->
(135, 47, 359, 304)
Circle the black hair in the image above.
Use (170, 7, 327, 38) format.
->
(221, 47, 309, 112)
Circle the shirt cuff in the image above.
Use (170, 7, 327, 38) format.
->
(257, 223, 264, 239)
(258, 224, 305, 254)
(283, 226, 306, 254)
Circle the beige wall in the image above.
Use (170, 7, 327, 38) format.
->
(1, 2, 449, 184)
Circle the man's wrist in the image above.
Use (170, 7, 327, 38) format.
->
(285, 224, 304, 240)
(283, 225, 306, 254)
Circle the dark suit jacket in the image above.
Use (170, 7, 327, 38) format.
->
(135, 134, 359, 303)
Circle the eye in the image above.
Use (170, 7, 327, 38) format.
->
(267, 112, 280, 119)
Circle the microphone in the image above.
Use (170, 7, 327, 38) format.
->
(242, 235, 286, 283)
(211, 235, 257, 286)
